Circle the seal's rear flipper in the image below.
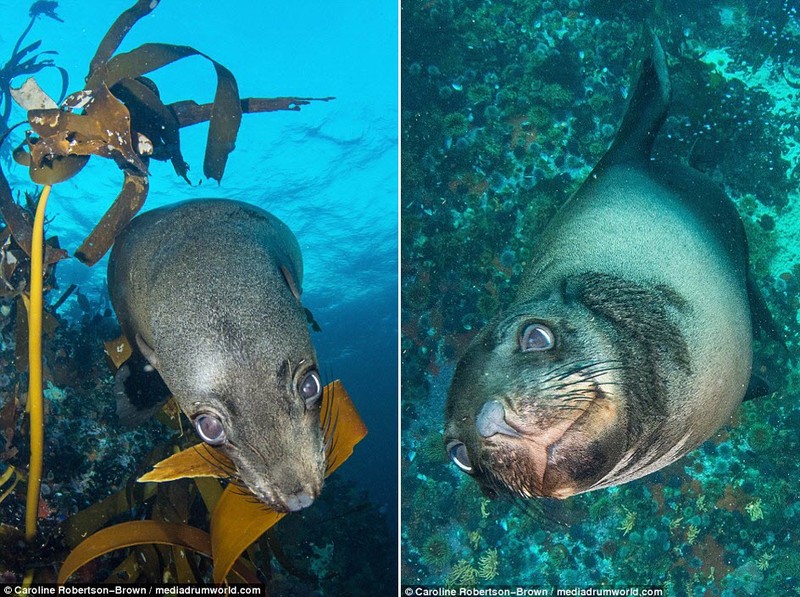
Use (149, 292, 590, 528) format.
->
(596, 28, 671, 171)
(743, 374, 772, 402)
(747, 277, 791, 357)
(114, 351, 171, 427)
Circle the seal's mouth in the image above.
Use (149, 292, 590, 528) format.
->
(220, 434, 327, 514)
(458, 383, 624, 500)
(233, 452, 326, 513)
(249, 481, 322, 513)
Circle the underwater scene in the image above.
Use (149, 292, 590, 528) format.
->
(402, 0, 799, 595)
(0, 0, 397, 593)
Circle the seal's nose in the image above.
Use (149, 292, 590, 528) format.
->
(284, 490, 315, 512)
(476, 400, 521, 438)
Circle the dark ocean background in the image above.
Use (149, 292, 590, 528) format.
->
(0, 0, 397, 592)
(402, 0, 800, 594)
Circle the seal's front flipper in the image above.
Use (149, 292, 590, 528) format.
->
(596, 28, 671, 171)
(304, 307, 322, 332)
(135, 333, 160, 369)
(114, 350, 171, 426)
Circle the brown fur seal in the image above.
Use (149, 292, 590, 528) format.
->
(444, 35, 770, 499)
(108, 199, 325, 512)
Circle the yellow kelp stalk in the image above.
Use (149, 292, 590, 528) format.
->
(25, 184, 52, 542)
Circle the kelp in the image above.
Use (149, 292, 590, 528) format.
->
(6, 0, 333, 265)
(0, 464, 23, 506)
(0, 168, 67, 268)
(57, 380, 368, 583)
(61, 483, 158, 549)
(56, 520, 259, 584)
(74, 172, 148, 265)
(103, 335, 133, 371)
(24, 183, 51, 543)
(139, 444, 233, 483)
(0, 2, 68, 147)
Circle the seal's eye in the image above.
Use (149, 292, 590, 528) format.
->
(194, 414, 226, 445)
(520, 323, 555, 352)
(447, 440, 473, 474)
(299, 370, 323, 408)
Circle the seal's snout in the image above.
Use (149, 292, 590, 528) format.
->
(476, 400, 521, 438)
(249, 472, 324, 513)
(284, 489, 316, 512)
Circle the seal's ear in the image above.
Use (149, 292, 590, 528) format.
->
(280, 264, 302, 301)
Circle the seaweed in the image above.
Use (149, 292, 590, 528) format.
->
(0, 2, 68, 154)
(4, 0, 333, 266)
(49, 379, 366, 584)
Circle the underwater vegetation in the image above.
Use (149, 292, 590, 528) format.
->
(402, 0, 800, 593)
(0, 1, 68, 155)
(6, 0, 332, 266)
(0, 1, 388, 592)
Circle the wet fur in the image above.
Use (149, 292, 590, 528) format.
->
(108, 199, 325, 512)
(445, 35, 755, 498)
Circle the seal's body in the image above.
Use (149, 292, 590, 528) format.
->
(108, 199, 325, 512)
(445, 36, 758, 499)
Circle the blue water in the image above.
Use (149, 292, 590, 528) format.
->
(0, 0, 397, 586)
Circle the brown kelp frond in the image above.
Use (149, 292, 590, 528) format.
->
(74, 171, 148, 265)
(111, 77, 189, 181)
(30, 2, 63, 22)
(21, 84, 148, 183)
(172, 95, 335, 128)
(57, 520, 213, 583)
(7, 0, 332, 265)
(86, 42, 242, 183)
(86, 0, 159, 79)
(1, 17, 69, 139)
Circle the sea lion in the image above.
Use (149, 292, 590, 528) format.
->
(444, 34, 770, 499)
(107, 198, 325, 512)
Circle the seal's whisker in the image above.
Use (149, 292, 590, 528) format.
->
(325, 451, 341, 475)
(549, 360, 612, 380)
(203, 446, 238, 473)
(225, 478, 252, 492)
(244, 439, 270, 465)
(227, 484, 254, 498)
(509, 494, 546, 522)
(543, 359, 607, 378)
(324, 415, 340, 453)
(543, 362, 629, 387)
(322, 389, 339, 446)
(193, 444, 240, 480)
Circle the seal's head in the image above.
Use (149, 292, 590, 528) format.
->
(445, 286, 631, 500)
(175, 352, 326, 513)
(149, 302, 327, 514)
(107, 199, 330, 513)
